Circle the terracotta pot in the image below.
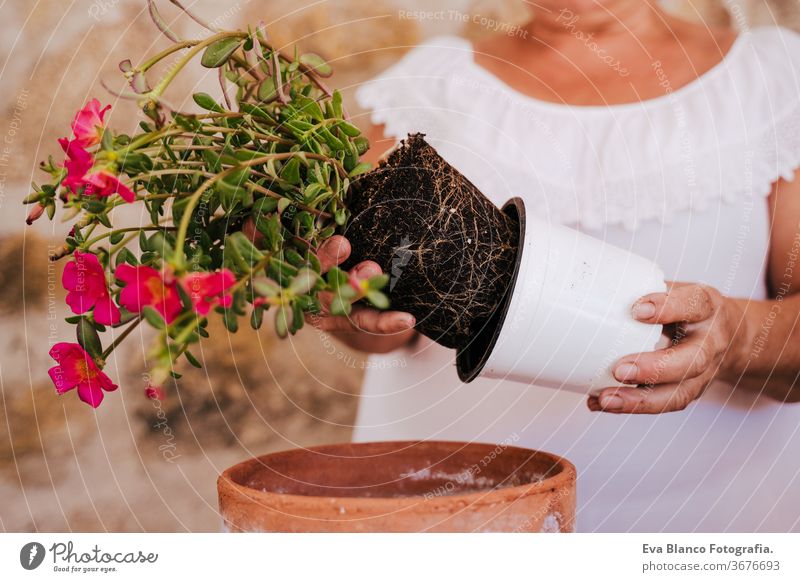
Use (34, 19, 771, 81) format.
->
(218, 440, 576, 532)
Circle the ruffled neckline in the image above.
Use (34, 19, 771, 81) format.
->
(460, 33, 749, 114)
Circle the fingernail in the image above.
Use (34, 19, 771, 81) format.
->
(402, 315, 416, 328)
(614, 363, 638, 382)
(633, 301, 656, 319)
(599, 394, 625, 411)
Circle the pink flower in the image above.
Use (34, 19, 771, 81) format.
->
(181, 269, 236, 316)
(58, 138, 134, 203)
(63, 250, 121, 325)
(83, 169, 135, 202)
(115, 264, 183, 324)
(70, 99, 111, 147)
(25, 203, 45, 225)
(59, 138, 94, 195)
(48, 342, 117, 408)
(144, 385, 164, 400)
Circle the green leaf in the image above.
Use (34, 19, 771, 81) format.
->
(337, 121, 361, 137)
(366, 290, 390, 310)
(329, 295, 351, 317)
(326, 266, 348, 289)
(139, 229, 151, 252)
(252, 196, 278, 216)
(148, 231, 175, 259)
(142, 306, 166, 329)
(231, 231, 263, 266)
(334, 208, 347, 226)
(115, 247, 137, 267)
(284, 249, 306, 268)
(299, 53, 332, 77)
(201, 37, 243, 68)
(223, 166, 251, 187)
(331, 90, 343, 118)
(367, 274, 390, 290)
(274, 304, 292, 338)
(184, 350, 202, 368)
(109, 231, 125, 245)
(250, 306, 264, 330)
(252, 277, 280, 297)
(289, 268, 319, 295)
(257, 77, 277, 102)
(222, 309, 239, 333)
(76, 318, 103, 360)
(256, 213, 282, 252)
(354, 136, 370, 155)
(348, 162, 371, 178)
(280, 156, 301, 185)
(193, 92, 225, 112)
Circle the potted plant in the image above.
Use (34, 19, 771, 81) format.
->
(346, 136, 666, 393)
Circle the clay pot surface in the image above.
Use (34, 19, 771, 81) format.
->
(218, 440, 575, 532)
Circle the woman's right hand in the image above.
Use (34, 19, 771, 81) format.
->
(242, 218, 416, 353)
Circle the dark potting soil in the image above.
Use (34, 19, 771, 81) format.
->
(344, 134, 519, 349)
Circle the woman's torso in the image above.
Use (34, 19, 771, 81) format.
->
(352, 28, 800, 532)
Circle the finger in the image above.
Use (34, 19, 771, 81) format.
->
(632, 283, 718, 325)
(350, 308, 415, 334)
(317, 235, 351, 272)
(612, 338, 716, 385)
(313, 314, 356, 333)
(586, 395, 601, 412)
(351, 260, 382, 280)
(594, 379, 707, 414)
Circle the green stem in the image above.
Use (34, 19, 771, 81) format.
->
(102, 316, 143, 360)
(150, 31, 248, 98)
(83, 226, 174, 249)
(138, 40, 198, 72)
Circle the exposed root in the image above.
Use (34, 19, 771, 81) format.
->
(345, 134, 519, 349)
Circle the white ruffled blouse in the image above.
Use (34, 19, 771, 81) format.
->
(352, 27, 800, 532)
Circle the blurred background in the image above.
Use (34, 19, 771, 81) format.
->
(1, 0, 798, 532)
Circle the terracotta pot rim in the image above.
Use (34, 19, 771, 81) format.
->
(219, 440, 576, 508)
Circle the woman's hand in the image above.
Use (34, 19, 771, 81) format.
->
(309, 235, 417, 354)
(242, 219, 416, 354)
(588, 282, 747, 414)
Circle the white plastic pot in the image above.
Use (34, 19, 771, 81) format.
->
(457, 198, 666, 395)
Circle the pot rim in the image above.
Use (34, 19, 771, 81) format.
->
(456, 197, 526, 382)
(218, 439, 576, 509)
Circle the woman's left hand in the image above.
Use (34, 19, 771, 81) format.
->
(588, 282, 746, 414)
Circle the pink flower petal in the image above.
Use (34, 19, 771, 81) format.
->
(48, 365, 75, 394)
(76, 381, 105, 408)
(93, 294, 121, 326)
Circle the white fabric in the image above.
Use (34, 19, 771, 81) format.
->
(352, 27, 800, 532)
